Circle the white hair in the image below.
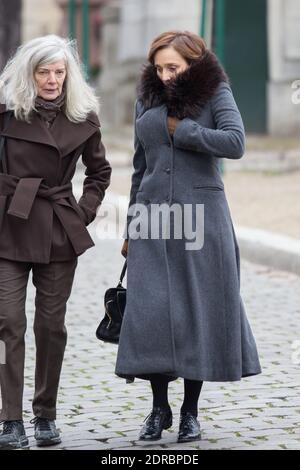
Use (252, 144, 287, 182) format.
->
(0, 34, 100, 122)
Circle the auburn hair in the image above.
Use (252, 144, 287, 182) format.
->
(147, 30, 207, 65)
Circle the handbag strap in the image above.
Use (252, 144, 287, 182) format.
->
(117, 259, 127, 286)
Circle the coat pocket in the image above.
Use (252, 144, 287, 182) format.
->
(58, 195, 88, 227)
(76, 204, 89, 226)
(0, 195, 7, 232)
(69, 197, 88, 226)
(193, 185, 224, 192)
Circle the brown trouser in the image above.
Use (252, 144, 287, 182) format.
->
(0, 257, 78, 421)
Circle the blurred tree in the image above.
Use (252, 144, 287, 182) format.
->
(0, 0, 22, 71)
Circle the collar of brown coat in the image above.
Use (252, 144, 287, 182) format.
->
(137, 49, 229, 119)
(0, 104, 100, 157)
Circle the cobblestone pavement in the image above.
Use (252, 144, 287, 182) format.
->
(18, 218, 300, 450)
(1, 166, 300, 451)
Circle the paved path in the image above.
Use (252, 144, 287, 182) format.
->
(20, 218, 300, 450)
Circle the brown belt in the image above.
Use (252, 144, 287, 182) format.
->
(0, 173, 93, 255)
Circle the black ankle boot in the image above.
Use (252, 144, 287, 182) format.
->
(0, 420, 29, 449)
(139, 406, 173, 441)
(178, 411, 201, 443)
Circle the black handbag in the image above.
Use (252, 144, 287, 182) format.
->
(96, 259, 127, 344)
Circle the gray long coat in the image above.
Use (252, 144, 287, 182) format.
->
(115, 51, 261, 382)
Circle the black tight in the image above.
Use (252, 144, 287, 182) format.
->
(150, 375, 203, 417)
(150, 375, 170, 410)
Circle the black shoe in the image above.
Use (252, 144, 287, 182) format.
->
(177, 412, 201, 443)
(30, 417, 61, 447)
(139, 406, 173, 441)
(0, 420, 29, 449)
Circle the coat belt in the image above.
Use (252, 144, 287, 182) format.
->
(0, 173, 94, 255)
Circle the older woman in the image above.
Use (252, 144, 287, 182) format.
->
(0, 35, 111, 449)
(117, 31, 261, 443)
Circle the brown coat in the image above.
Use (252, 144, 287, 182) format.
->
(0, 105, 112, 263)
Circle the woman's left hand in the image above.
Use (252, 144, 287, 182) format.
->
(167, 116, 179, 135)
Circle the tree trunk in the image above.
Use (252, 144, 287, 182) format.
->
(0, 0, 22, 72)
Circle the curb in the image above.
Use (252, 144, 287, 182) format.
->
(236, 227, 300, 276)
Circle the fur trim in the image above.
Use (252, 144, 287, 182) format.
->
(137, 50, 229, 119)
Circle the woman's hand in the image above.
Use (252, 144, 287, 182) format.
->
(167, 116, 179, 135)
(121, 239, 128, 258)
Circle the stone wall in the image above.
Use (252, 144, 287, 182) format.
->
(268, 0, 300, 135)
(99, 0, 202, 127)
(22, 0, 62, 42)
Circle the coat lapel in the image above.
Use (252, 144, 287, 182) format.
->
(1, 110, 60, 152)
(0, 106, 100, 157)
(49, 111, 100, 157)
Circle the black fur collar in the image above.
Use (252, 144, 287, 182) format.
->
(137, 50, 228, 119)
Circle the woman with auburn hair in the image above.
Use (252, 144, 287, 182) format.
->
(116, 30, 261, 443)
(0, 34, 111, 449)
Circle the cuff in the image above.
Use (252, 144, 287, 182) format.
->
(173, 118, 199, 150)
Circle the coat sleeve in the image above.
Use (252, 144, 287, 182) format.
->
(173, 81, 245, 159)
(78, 127, 112, 226)
(123, 99, 147, 240)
